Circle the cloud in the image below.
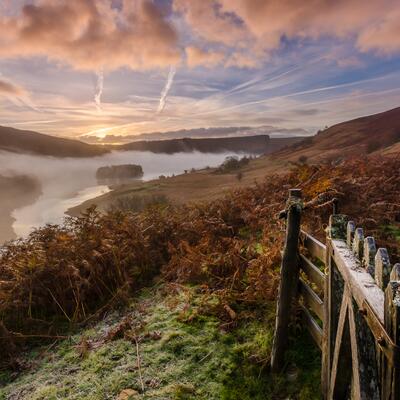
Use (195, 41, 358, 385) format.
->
(1, 0, 400, 73)
(157, 66, 176, 113)
(356, 9, 400, 54)
(0, 0, 181, 72)
(186, 47, 225, 68)
(175, 0, 400, 67)
(0, 76, 39, 111)
(94, 69, 104, 111)
(0, 78, 25, 96)
(173, 0, 249, 47)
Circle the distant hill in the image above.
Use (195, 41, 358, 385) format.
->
(278, 107, 400, 162)
(0, 126, 109, 157)
(0, 126, 305, 157)
(69, 106, 400, 217)
(82, 125, 309, 144)
(117, 135, 305, 155)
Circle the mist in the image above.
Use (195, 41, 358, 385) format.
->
(0, 150, 240, 240)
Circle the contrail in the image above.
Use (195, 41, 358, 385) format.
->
(157, 66, 176, 113)
(94, 69, 104, 111)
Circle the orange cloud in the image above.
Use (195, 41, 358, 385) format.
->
(0, 78, 25, 96)
(357, 9, 400, 54)
(0, 0, 181, 71)
(175, 0, 400, 67)
(0, 0, 399, 72)
(174, 0, 250, 48)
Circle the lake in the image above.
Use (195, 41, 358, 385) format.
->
(0, 150, 242, 239)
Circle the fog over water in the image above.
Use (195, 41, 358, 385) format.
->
(0, 150, 239, 238)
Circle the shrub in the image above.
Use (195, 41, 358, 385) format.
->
(1, 156, 400, 362)
(109, 194, 168, 212)
(366, 140, 381, 153)
(216, 156, 250, 173)
(298, 155, 308, 164)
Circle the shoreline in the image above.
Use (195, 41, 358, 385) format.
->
(0, 175, 42, 244)
(67, 156, 290, 217)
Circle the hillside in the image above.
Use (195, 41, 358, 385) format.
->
(0, 126, 109, 158)
(1, 156, 399, 399)
(116, 135, 304, 155)
(70, 107, 400, 216)
(82, 126, 308, 144)
(0, 126, 305, 158)
(277, 106, 400, 162)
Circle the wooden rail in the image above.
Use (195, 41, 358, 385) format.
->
(271, 189, 400, 400)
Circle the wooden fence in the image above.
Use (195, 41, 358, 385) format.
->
(271, 189, 400, 399)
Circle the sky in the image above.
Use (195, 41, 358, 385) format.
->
(0, 0, 399, 139)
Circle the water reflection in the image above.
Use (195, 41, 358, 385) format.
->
(0, 150, 241, 238)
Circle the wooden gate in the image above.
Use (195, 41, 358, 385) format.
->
(271, 189, 400, 399)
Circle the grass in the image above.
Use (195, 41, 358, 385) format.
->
(0, 285, 321, 400)
(67, 156, 289, 217)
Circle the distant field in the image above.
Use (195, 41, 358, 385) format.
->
(68, 156, 290, 216)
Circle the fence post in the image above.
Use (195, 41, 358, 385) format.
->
(332, 198, 339, 215)
(383, 263, 400, 399)
(271, 188, 302, 372)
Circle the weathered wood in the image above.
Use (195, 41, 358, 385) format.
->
(375, 248, 391, 290)
(352, 228, 364, 259)
(300, 304, 323, 350)
(273, 203, 400, 398)
(271, 189, 302, 372)
(299, 278, 324, 320)
(328, 214, 348, 240)
(347, 296, 362, 399)
(383, 263, 400, 399)
(300, 230, 326, 262)
(331, 239, 384, 324)
(362, 299, 400, 368)
(352, 299, 380, 399)
(347, 221, 356, 248)
(332, 198, 339, 215)
(299, 254, 325, 292)
(321, 240, 331, 397)
(329, 287, 352, 399)
(363, 236, 377, 277)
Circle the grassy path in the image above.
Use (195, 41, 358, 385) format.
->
(0, 285, 320, 400)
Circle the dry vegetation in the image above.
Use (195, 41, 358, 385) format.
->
(1, 156, 399, 372)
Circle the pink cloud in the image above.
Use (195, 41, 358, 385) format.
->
(0, 78, 25, 96)
(176, 0, 400, 67)
(0, 0, 181, 71)
(0, 0, 399, 72)
(357, 9, 400, 54)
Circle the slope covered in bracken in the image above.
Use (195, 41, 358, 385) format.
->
(0, 155, 399, 398)
(0, 126, 109, 158)
(278, 107, 400, 162)
(1, 155, 399, 362)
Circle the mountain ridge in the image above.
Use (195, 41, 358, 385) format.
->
(0, 125, 306, 156)
(0, 126, 109, 158)
(276, 106, 400, 161)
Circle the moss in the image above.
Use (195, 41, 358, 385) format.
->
(329, 214, 348, 240)
(0, 286, 321, 399)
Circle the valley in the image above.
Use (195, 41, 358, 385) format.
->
(69, 107, 400, 217)
(2, 2, 400, 398)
